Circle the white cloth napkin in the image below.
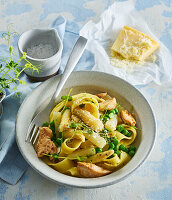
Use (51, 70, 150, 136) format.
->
(80, 0, 172, 85)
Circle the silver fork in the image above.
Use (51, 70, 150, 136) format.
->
(26, 36, 87, 144)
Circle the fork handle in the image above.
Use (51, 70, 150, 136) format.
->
(51, 36, 87, 106)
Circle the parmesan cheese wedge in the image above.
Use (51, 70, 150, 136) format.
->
(111, 26, 160, 61)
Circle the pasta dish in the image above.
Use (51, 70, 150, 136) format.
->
(36, 90, 138, 178)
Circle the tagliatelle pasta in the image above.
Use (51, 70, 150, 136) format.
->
(37, 92, 139, 178)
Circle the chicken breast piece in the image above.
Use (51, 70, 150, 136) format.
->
(77, 162, 111, 178)
(99, 98, 117, 111)
(121, 110, 136, 126)
(96, 93, 107, 99)
(37, 127, 57, 158)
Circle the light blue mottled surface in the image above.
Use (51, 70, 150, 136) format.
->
(0, 0, 172, 199)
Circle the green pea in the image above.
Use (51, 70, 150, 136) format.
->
(129, 145, 136, 152)
(70, 122, 77, 128)
(103, 116, 109, 122)
(126, 131, 132, 137)
(95, 147, 102, 153)
(109, 143, 115, 150)
(115, 150, 121, 157)
(122, 129, 129, 135)
(109, 113, 114, 119)
(61, 96, 72, 101)
(112, 138, 119, 146)
(119, 144, 125, 151)
(109, 109, 116, 115)
(114, 108, 119, 114)
(119, 145, 128, 153)
(113, 145, 118, 151)
(129, 150, 135, 157)
(117, 125, 124, 132)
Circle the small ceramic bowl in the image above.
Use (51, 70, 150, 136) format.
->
(18, 28, 63, 81)
(15, 71, 156, 188)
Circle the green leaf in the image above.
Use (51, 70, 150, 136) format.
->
(70, 122, 77, 129)
(61, 96, 72, 101)
(42, 122, 49, 127)
(77, 156, 86, 162)
(0, 26, 40, 95)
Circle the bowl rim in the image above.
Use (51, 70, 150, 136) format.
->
(15, 71, 156, 188)
(17, 28, 63, 61)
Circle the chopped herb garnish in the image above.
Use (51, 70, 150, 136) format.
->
(44, 153, 87, 161)
(51, 139, 59, 147)
(42, 122, 49, 127)
(61, 88, 73, 113)
(100, 129, 110, 142)
(49, 120, 55, 134)
(63, 106, 70, 111)
(89, 100, 94, 103)
(44, 153, 60, 159)
(117, 125, 124, 132)
(70, 122, 77, 129)
(77, 156, 87, 162)
(131, 126, 141, 131)
(103, 115, 109, 122)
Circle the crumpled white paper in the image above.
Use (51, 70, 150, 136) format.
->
(80, 1, 172, 85)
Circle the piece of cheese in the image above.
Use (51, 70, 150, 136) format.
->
(111, 26, 160, 61)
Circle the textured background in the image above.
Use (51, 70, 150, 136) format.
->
(0, 0, 172, 199)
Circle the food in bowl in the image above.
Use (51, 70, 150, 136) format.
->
(36, 90, 138, 178)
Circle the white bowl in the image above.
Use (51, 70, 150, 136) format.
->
(15, 71, 156, 188)
(18, 28, 63, 80)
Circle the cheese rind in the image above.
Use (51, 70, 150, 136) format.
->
(111, 26, 160, 61)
